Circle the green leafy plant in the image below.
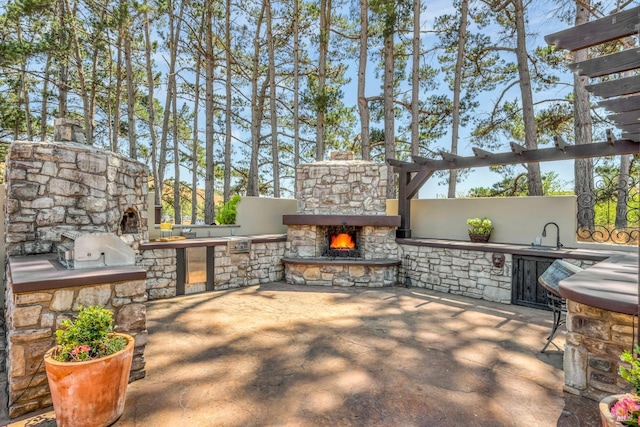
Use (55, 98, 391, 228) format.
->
(53, 306, 126, 362)
(467, 217, 494, 236)
(215, 195, 241, 225)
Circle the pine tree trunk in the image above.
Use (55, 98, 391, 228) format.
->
(40, 56, 51, 141)
(125, 29, 136, 157)
(266, 0, 280, 197)
(316, 0, 330, 161)
(248, 1, 266, 197)
(57, 0, 68, 119)
(204, 3, 215, 223)
(358, 0, 370, 160)
(513, 0, 542, 196)
(113, 25, 123, 152)
(192, 52, 201, 224)
(293, 0, 300, 194)
(144, 6, 160, 205)
(573, 0, 594, 228)
(172, 76, 180, 224)
(448, 0, 468, 199)
(615, 155, 630, 229)
(410, 0, 420, 159)
(384, 31, 395, 199)
(224, 0, 232, 203)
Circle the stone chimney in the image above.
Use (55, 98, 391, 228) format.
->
(53, 118, 86, 144)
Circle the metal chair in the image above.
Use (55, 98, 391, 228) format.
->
(541, 290, 567, 352)
(538, 259, 583, 353)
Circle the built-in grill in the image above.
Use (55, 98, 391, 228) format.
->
(57, 231, 136, 270)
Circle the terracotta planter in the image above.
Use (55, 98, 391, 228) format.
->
(600, 394, 625, 427)
(44, 333, 134, 427)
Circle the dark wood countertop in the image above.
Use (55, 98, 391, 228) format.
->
(558, 252, 639, 315)
(396, 238, 617, 261)
(139, 234, 287, 250)
(9, 254, 147, 293)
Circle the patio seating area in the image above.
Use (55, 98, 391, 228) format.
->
(9, 282, 600, 426)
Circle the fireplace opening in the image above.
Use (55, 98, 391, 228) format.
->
(331, 233, 355, 250)
(322, 226, 361, 258)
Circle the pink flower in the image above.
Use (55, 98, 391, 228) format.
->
(611, 394, 640, 422)
(70, 345, 91, 356)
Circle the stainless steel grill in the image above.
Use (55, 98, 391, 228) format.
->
(57, 231, 136, 270)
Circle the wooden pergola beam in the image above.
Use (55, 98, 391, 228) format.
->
(401, 139, 639, 173)
(608, 111, 640, 126)
(568, 47, 640, 78)
(388, 138, 639, 238)
(585, 74, 640, 98)
(598, 93, 640, 113)
(544, 6, 640, 51)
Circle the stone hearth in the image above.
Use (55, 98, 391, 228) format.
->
(282, 152, 400, 287)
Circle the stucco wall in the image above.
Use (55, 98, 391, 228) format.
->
(387, 196, 577, 247)
(235, 196, 297, 235)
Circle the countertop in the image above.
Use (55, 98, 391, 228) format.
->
(139, 234, 287, 250)
(558, 251, 639, 315)
(8, 253, 147, 293)
(396, 238, 624, 261)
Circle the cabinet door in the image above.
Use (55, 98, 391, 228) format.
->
(512, 255, 554, 310)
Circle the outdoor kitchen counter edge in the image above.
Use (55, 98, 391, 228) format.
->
(139, 234, 287, 250)
(396, 238, 625, 261)
(398, 238, 639, 315)
(8, 253, 147, 293)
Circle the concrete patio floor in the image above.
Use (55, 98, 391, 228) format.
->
(9, 282, 600, 426)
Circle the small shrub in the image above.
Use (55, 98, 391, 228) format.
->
(215, 195, 241, 225)
(54, 306, 126, 362)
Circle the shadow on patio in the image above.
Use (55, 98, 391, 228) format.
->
(13, 282, 601, 427)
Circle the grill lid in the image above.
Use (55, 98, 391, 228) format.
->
(58, 232, 136, 270)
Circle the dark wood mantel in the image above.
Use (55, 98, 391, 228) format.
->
(283, 214, 401, 227)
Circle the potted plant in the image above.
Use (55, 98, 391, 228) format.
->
(601, 345, 640, 426)
(44, 305, 134, 427)
(467, 217, 494, 243)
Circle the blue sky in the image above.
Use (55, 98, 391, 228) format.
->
(337, 0, 582, 198)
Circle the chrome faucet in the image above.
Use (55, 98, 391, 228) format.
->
(542, 222, 563, 248)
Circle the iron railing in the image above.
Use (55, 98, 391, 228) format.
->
(576, 173, 639, 244)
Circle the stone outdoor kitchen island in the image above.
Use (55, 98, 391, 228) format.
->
(282, 152, 401, 287)
(4, 138, 148, 418)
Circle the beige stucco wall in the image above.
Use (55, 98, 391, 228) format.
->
(151, 196, 297, 238)
(235, 196, 297, 235)
(387, 196, 578, 247)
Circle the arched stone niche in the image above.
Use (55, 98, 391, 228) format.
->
(121, 208, 140, 234)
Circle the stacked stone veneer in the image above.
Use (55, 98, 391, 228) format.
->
(564, 301, 637, 401)
(400, 245, 595, 304)
(284, 156, 399, 287)
(4, 278, 147, 418)
(295, 159, 387, 215)
(3, 140, 149, 418)
(400, 246, 513, 302)
(141, 240, 286, 300)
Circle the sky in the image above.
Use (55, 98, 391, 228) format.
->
(337, 0, 582, 198)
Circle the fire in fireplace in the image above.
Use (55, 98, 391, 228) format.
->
(323, 226, 360, 258)
(331, 233, 355, 250)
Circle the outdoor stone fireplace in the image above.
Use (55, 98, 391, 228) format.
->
(282, 152, 400, 287)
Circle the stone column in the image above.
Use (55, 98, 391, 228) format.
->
(53, 118, 86, 144)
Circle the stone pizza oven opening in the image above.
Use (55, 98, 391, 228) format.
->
(121, 207, 140, 234)
(323, 225, 361, 258)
